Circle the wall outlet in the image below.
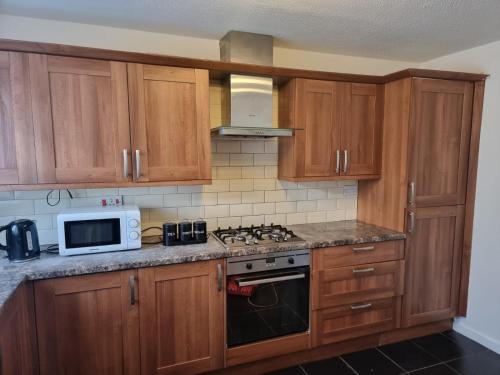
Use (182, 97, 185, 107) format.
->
(100, 196, 123, 207)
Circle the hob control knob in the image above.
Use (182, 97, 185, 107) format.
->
(246, 263, 253, 270)
(288, 257, 295, 265)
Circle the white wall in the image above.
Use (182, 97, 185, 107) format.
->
(0, 14, 414, 74)
(421, 40, 500, 354)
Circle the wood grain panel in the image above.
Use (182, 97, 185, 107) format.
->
(357, 78, 412, 231)
(312, 297, 401, 346)
(29, 54, 131, 184)
(402, 205, 465, 327)
(0, 52, 37, 185)
(138, 260, 224, 375)
(35, 271, 140, 375)
(313, 240, 404, 269)
(128, 64, 211, 182)
(408, 79, 473, 207)
(312, 260, 404, 309)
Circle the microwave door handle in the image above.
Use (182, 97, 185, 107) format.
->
(236, 273, 305, 287)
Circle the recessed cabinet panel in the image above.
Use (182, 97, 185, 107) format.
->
(0, 52, 37, 185)
(409, 79, 473, 207)
(29, 55, 131, 184)
(128, 64, 211, 182)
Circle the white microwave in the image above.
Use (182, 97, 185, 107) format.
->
(57, 205, 141, 256)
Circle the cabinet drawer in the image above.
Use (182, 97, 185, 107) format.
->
(313, 240, 404, 269)
(312, 297, 401, 346)
(312, 260, 404, 310)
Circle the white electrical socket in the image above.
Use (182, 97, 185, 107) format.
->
(100, 196, 123, 207)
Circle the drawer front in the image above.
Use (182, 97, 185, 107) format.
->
(313, 240, 404, 269)
(312, 297, 401, 346)
(313, 260, 404, 310)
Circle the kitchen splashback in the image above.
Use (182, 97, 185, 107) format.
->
(0, 82, 357, 245)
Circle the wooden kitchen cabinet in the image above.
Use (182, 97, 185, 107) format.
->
(127, 64, 211, 182)
(0, 283, 38, 375)
(278, 79, 382, 181)
(28, 54, 132, 184)
(138, 260, 224, 375)
(0, 51, 37, 185)
(34, 270, 140, 375)
(402, 205, 465, 327)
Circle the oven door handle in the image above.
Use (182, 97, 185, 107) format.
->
(235, 273, 306, 287)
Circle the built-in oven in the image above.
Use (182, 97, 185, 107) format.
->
(226, 249, 310, 348)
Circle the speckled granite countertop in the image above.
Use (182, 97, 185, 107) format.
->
(0, 220, 404, 312)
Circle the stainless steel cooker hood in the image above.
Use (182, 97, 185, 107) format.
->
(211, 31, 293, 138)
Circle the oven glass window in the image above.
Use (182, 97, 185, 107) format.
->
(227, 266, 310, 347)
(64, 219, 121, 249)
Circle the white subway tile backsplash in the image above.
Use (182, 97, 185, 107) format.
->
(0, 140, 358, 244)
(230, 154, 253, 166)
(230, 179, 254, 192)
(242, 191, 265, 204)
(163, 194, 191, 207)
(38, 229, 58, 244)
(230, 204, 253, 217)
(218, 192, 241, 204)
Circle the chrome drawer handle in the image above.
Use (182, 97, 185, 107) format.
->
(135, 149, 141, 180)
(408, 182, 416, 206)
(217, 263, 223, 292)
(335, 150, 340, 174)
(352, 246, 375, 252)
(350, 302, 372, 310)
(352, 267, 375, 274)
(122, 149, 129, 179)
(343, 150, 348, 173)
(129, 275, 137, 305)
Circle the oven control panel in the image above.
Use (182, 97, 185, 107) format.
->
(226, 249, 310, 276)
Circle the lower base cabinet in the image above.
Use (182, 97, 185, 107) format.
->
(0, 283, 38, 375)
(138, 260, 225, 375)
(34, 270, 140, 375)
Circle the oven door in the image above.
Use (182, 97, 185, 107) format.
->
(227, 266, 310, 348)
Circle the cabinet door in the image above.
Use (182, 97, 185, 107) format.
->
(341, 83, 382, 176)
(0, 52, 37, 185)
(139, 260, 224, 375)
(29, 54, 131, 184)
(128, 64, 211, 182)
(295, 79, 344, 177)
(35, 271, 140, 375)
(0, 283, 38, 375)
(408, 79, 473, 207)
(402, 205, 464, 327)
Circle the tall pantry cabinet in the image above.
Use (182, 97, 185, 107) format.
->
(358, 77, 485, 326)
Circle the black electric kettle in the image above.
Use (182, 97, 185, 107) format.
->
(0, 219, 40, 262)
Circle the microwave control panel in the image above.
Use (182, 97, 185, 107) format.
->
(126, 209, 142, 249)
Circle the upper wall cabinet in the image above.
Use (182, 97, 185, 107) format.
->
(127, 64, 211, 182)
(29, 55, 132, 184)
(278, 79, 382, 181)
(0, 52, 37, 185)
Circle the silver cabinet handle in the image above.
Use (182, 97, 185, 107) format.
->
(352, 267, 375, 274)
(350, 302, 372, 310)
(135, 150, 141, 180)
(408, 211, 416, 234)
(335, 150, 340, 174)
(408, 182, 416, 206)
(343, 150, 348, 173)
(122, 149, 129, 179)
(217, 263, 223, 292)
(352, 245, 375, 252)
(129, 275, 137, 305)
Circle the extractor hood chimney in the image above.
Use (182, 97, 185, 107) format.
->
(211, 31, 293, 138)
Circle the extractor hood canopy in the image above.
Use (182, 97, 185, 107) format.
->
(211, 31, 293, 138)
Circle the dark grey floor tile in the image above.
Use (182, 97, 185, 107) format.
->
(410, 363, 458, 375)
(302, 356, 355, 375)
(379, 340, 441, 371)
(447, 349, 500, 375)
(441, 331, 488, 355)
(342, 348, 405, 375)
(412, 334, 469, 361)
(266, 366, 305, 375)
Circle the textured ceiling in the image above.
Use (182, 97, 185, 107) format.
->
(2, 0, 500, 62)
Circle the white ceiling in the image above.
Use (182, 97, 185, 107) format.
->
(1, 0, 500, 62)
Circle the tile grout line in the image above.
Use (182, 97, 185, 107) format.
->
(338, 355, 360, 375)
(376, 347, 407, 373)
